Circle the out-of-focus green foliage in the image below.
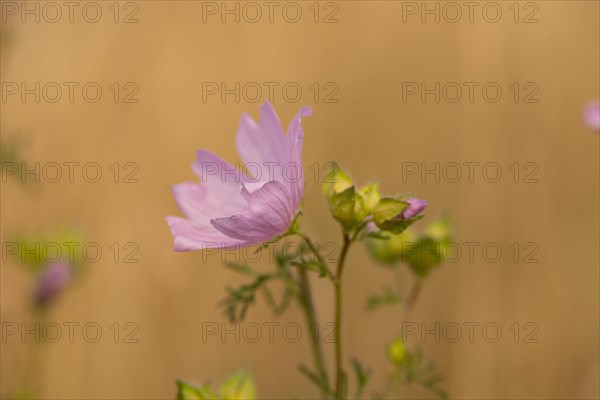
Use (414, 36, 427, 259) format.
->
(368, 215, 453, 278)
(7, 231, 85, 270)
(381, 338, 447, 400)
(176, 370, 256, 400)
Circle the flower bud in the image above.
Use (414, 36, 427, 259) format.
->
(358, 182, 380, 214)
(373, 197, 425, 234)
(367, 229, 417, 264)
(322, 163, 353, 200)
(400, 198, 428, 219)
(388, 338, 408, 366)
(329, 186, 367, 231)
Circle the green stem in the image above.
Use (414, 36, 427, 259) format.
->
(334, 234, 351, 399)
(297, 265, 330, 397)
(295, 231, 327, 267)
(25, 308, 47, 397)
(353, 218, 373, 240)
(294, 231, 331, 396)
(403, 279, 422, 322)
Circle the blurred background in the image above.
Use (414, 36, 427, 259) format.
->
(1, 1, 599, 399)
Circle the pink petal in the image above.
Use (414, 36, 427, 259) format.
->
(286, 107, 312, 210)
(236, 102, 288, 169)
(240, 180, 293, 224)
(166, 216, 248, 251)
(235, 103, 292, 193)
(189, 150, 247, 216)
(210, 181, 292, 242)
(172, 179, 245, 225)
(286, 106, 313, 150)
(172, 181, 208, 223)
(235, 103, 312, 212)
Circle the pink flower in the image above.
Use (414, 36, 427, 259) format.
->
(584, 101, 600, 131)
(167, 102, 312, 251)
(35, 261, 72, 307)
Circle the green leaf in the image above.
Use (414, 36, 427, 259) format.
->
(298, 364, 334, 397)
(302, 260, 330, 278)
(365, 286, 401, 311)
(220, 274, 273, 322)
(351, 358, 371, 399)
(224, 263, 256, 276)
(262, 284, 293, 316)
(341, 370, 349, 400)
(176, 379, 218, 400)
(176, 371, 256, 400)
(218, 370, 256, 400)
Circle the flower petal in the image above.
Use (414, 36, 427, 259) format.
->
(235, 103, 312, 213)
(172, 181, 208, 223)
(286, 106, 312, 210)
(236, 102, 287, 165)
(189, 150, 247, 216)
(235, 102, 289, 185)
(240, 180, 293, 226)
(166, 216, 248, 251)
(286, 106, 313, 150)
(401, 198, 428, 219)
(210, 181, 292, 242)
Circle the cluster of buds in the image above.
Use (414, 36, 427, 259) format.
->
(322, 163, 428, 239)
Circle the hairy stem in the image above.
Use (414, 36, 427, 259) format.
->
(295, 231, 327, 267)
(294, 232, 331, 397)
(403, 279, 422, 322)
(334, 234, 351, 399)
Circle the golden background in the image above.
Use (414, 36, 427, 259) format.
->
(1, 1, 599, 399)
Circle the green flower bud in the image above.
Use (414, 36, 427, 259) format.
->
(422, 214, 452, 242)
(322, 163, 353, 200)
(405, 216, 454, 278)
(358, 182, 380, 214)
(373, 198, 422, 234)
(388, 338, 408, 366)
(330, 186, 367, 230)
(404, 237, 442, 278)
(367, 229, 417, 265)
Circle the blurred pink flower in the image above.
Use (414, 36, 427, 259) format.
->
(584, 101, 600, 131)
(35, 261, 72, 307)
(167, 102, 312, 251)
